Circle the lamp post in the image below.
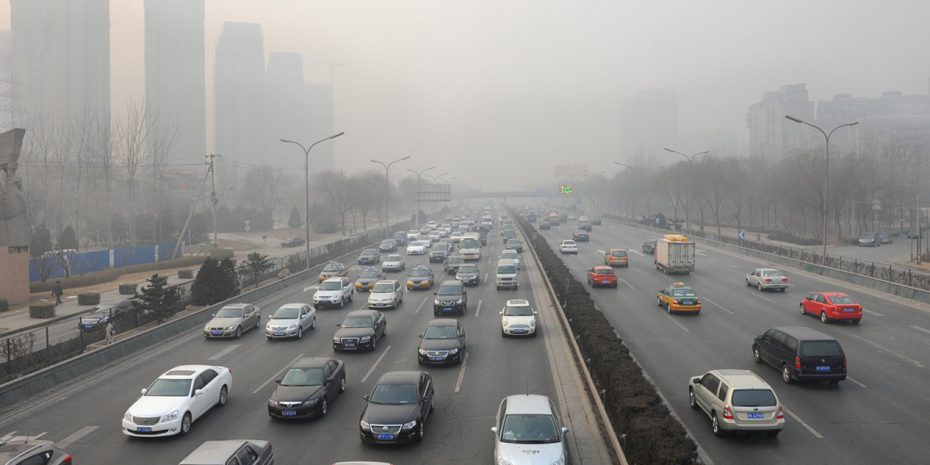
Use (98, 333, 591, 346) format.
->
(613, 161, 635, 219)
(371, 156, 411, 238)
(280, 131, 345, 265)
(785, 115, 859, 264)
(664, 148, 709, 235)
(407, 166, 435, 229)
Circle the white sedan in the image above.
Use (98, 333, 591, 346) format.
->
(265, 303, 316, 340)
(559, 240, 578, 254)
(406, 240, 429, 255)
(122, 365, 232, 437)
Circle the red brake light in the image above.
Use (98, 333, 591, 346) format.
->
(62, 454, 72, 464)
(843, 357, 847, 369)
(794, 356, 801, 370)
(723, 404, 734, 420)
(776, 406, 784, 420)
(764, 278, 772, 283)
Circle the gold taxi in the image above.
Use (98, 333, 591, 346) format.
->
(406, 265, 435, 290)
(656, 282, 702, 314)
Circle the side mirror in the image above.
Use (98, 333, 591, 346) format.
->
(363, 395, 369, 401)
(418, 333, 423, 338)
(275, 378, 282, 384)
(534, 310, 538, 315)
(499, 310, 504, 315)
(301, 314, 308, 319)
(336, 323, 341, 327)
(691, 377, 701, 385)
(561, 426, 569, 436)
(141, 388, 147, 395)
(211, 313, 215, 317)
(490, 426, 498, 434)
(194, 389, 204, 397)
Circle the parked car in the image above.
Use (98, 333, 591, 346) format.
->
(752, 326, 846, 384)
(381, 254, 406, 273)
(746, 268, 789, 292)
(122, 365, 232, 437)
(642, 240, 657, 255)
(559, 240, 578, 254)
(433, 280, 467, 316)
(368, 280, 404, 309)
(318, 261, 348, 282)
(313, 277, 354, 309)
(333, 310, 386, 351)
(267, 357, 346, 419)
(857, 233, 879, 247)
(379, 239, 397, 253)
(455, 264, 480, 286)
(604, 248, 629, 267)
(491, 394, 568, 465)
(800, 292, 862, 324)
(178, 440, 272, 465)
(689, 369, 784, 437)
(355, 267, 385, 292)
(0, 438, 71, 465)
(417, 319, 466, 365)
(265, 303, 316, 340)
(359, 371, 434, 444)
(79, 299, 134, 331)
(586, 266, 618, 288)
(500, 299, 537, 337)
(406, 265, 435, 290)
(204, 304, 261, 339)
(357, 249, 380, 265)
(281, 237, 305, 248)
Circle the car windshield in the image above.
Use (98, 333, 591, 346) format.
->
(360, 270, 381, 279)
(341, 316, 373, 328)
(410, 268, 431, 277)
(500, 414, 560, 444)
(504, 305, 534, 316)
(272, 307, 300, 319)
(498, 266, 517, 274)
(670, 289, 696, 297)
(146, 378, 192, 397)
(761, 270, 783, 277)
(385, 255, 402, 262)
(437, 285, 462, 296)
(369, 384, 418, 405)
(215, 308, 243, 318)
(593, 268, 615, 275)
(320, 281, 342, 290)
(462, 239, 480, 247)
(280, 367, 323, 386)
(372, 283, 394, 293)
(424, 326, 458, 339)
(828, 295, 855, 304)
(323, 263, 341, 272)
(458, 265, 477, 273)
(502, 252, 518, 259)
(89, 304, 116, 314)
(611, 250, 627, 257)
(800, 341, 843, 357)
(731, 389, 777, 407)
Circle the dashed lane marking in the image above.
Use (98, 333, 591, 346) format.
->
(910, 325, 930, 336)
(475, 300, 483, 318)
(208, 344, 240, 361)
(454, 352, 470, 393)
(414, 296, 428, 314)
(252, 353, 305, 394)
(847, 376, 868, 389)
(702, 297, 735, 315)
(864, 309, 885, 317)
(57, 426, 99, 448)
(361, 345, 392, 383)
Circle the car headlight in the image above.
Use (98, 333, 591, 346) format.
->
(287, 324, 298, 330)
(418, 348, 428, 355)
(124, 411, 132, 421)
(265, 324, 273, 331)
(434, 300, 441, 305)
(162, 410, 179, 422)
(302, 397, 318, 407)
(360, 336, 372, 342)
(455, 299, 463, 304)
(224, 326, 235, 330)
(360, 419, 370, 429)
(402, 420, 417, 430)
(204, 325, 210, 331)
(332, 337, 341, 343)
(449, 348, 459, 354)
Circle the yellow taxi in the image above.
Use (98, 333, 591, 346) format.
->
(406, 265, 435, 290)
(656, 282, 702, 314)
(355, 267, 384, 291)
(604, 248, 629, 267)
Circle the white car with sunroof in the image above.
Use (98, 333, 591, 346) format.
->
(491, 394, 568, 465)
(122, 365, 232, 437)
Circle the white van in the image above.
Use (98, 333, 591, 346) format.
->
(496, 259, 519, 290)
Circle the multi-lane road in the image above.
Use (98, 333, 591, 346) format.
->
(537, 219, 930, 465)
(0, 224, 610, 465)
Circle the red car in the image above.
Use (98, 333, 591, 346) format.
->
(800, 292, 862, 324)
(586, 266, 618, 288)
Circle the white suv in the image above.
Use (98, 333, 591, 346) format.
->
(559, 240, 578, 254)
(313, 277, 354, 308)
(491, 394, 568, 465)
(500, 299, 537, 336)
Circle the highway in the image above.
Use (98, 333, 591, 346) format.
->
(536, 219, 930, 465)
(0, 224, 598, 465)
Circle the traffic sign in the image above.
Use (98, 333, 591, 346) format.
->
(559, 185, 573, 194)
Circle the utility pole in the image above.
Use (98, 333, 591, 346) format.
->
(206, 153, 221, 248)
(408, 166, 435, 229)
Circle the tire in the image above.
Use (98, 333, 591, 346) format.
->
(852, 319, 861, 325)
(689, 389, 698, 410)
(255, 319, 260, 330)
(753, 346, 762, 364)
(746, 279, 751, 287)
(820, 311, 829, 324)
(180, 412, 192, 435)
(800, 304, 806, 315)
(339, 376, 347, 393)
(311, 317, 317, 329)
(218, 385, 228, 406)
(415, 419, 425, 442)
(297, 327, 303, 340)
(657, 297, 662, 307)
(371, 336, 377, 351)
(319, 398, 328, 417)
(235, 327, 242, 339)
(757, 282, 763, 291)
(501, 328, 506, 337)
(782, 364, 793, 384)
(667, 304, 672, 314)
(712, 413, 725, 437)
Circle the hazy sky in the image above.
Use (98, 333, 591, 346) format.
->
(2, 0, 930, 189)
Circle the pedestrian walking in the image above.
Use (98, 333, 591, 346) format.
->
(52, 281, 63, 306)
(106, 320, 115, 345)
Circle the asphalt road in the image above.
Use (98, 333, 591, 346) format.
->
(0, 227, 569, 465)
(537, 219, 930, 465)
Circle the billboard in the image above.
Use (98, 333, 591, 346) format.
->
(417, 183, 451, 202)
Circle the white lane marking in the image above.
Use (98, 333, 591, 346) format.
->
(252, 353, 305, 394)
(702, 297, 734, 315)
(414, 296, 428, 314)
(727, 264, 739, 269)
(696, 249, 706, 257)
(303, 285, 317, 293)
(864, 309, 885, 317)
(910, 325, 930, 336)
(454, 352, 470, 393)
(475, 300, 483, 318)
(784, 407, 823, 439)
(847, 376, 868, 389)
(487, 255, 492, 264)
(57, 426, 99, 448)
(617, 277, 636, 290)
(757, 294, 778, 305)
(628, 249, 644, 257)
(483, 272, 488, 284)
(29, 432, 47, 439)
(595, 249, 605, 255)
(661, 311, 691, 332)
(208, 344, 240, 361)
(0, 432, 16, 441)
(844, 333, 924, 368)
(361, 345, 392, 383)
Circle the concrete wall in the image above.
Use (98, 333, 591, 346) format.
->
(0, 247, 29, 305)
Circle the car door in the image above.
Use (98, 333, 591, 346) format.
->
(759, 330, 778, 365)
(749, 270, 758, 285)
(458, 322, 466, 349)
(242, 305, 255, 328)
(771, 331, 791, 367)
(321, 362, 335, 401)
(696, 374, 718, 413)
(191, 374, 209, 418)
(420, 373, 434, 421)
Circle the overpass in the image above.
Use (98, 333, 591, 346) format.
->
(454, 190, 553, 199)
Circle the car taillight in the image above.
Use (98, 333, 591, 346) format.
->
(723, 404, 734, 420)
(764, 278, 772, 283)
(794, 356, 801, 370)
(62, 454, 72, 464)
(783, 277, 788, 282)
(843, 357, 847, 369)
(696, 299, 702, 304)
(776, 406, 784, 419)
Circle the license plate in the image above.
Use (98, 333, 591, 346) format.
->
(844, 308, 856, 313)
(816, 365, 831, 372)
(210, 330, 222, 336)
(747, 412, 765, 419)
(282, 410, 297, 416)
(512, 329, 526, 334)
(376, 433, 394, 440)
(443, 307, 452, 312)
(83, 324, 94, 329)
(273, 332, 285, 336)
(600, 281, 610, 284)
(430, 356, 445, 361)
(136, 427, 152, 433)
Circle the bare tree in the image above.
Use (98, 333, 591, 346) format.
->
(117, 100, 149, 245)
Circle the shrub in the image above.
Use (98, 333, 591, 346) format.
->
(0, 297, 8, 312)
(77, 292, 100, 305)
(29, 303, 56, 319)
(178, 269, 194, 279)
(766, 231, 822, 246)
(134, 274, 180, 323)
(191, 258, 240, 306)
(118, 283, 137, 295)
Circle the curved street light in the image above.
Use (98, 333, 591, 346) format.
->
(407, 166, 436, 228)
(371, 156, 411, 238)
(665, 148, 709, 235)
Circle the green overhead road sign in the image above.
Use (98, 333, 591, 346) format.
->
(560, 185, 573, 194)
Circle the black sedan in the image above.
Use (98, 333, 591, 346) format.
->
(379, 240, 397, 253)
(357, 249, 380, 265)
(417, 319, 465, 365)
(333, 310, 386, 352)
(428, 248, 448, 263)
(433, 281, 467, 316)
(359, 371, 434, 444)
(268, 357, 346, 419)
(79, 300, 133, 331)
(455, 264, 480, 287)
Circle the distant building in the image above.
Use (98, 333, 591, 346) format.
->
(621, 89, 678, 165)
(815, 91, 930, 159)
(746, 83, 815, 161)
(214, 22, 265, 181)
(305, 82, 335, 173)
(266, 52, 309, 169)
(10, 0, 110, 130)
(144, 0, 206, 165)
(0, 30, 11, 131)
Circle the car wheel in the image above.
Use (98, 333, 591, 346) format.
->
(689, 389, 698, 410)
(852, 319, 861, 325)
(757, 282, 763, 291)
(753, 346, 762, 363)
(800, 304, 806, 315)
(501, 328, 506, 337)
(416, 419, 426, 442)
(667, 304, 672, 314)
(712, 413, 724, 437)
(180, 412, 192, 435)
(311, 316, 317, 329)
(820, 311, 829, 324)
(339, 376, 347, 393)
(657, 297, 662, 307)
(339, 296, 345, 308)
(371, 336, 377, 351)
(235, 326, 242, 339)
(297, 327, 303, 339)
(319, 398, 328, 416)
(782, 364, 793, 384)
(218, 385, 228, 406)
(255, 319, 260, 330)
(746, 279, 751, 287)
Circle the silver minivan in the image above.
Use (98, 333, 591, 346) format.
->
(689, 369, 784, 437)
(495, 259, 519, 290)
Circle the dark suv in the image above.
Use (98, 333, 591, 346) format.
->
(752, 326, 846, 384)
(433, 281, 467, 316)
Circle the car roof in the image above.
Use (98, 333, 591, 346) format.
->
(820, 292, 850, 298)
(221, 303, 249, 309)
(503, 394, 554, 415)
(427, 318, 459, 327)
(771, 326, 838, 341)
(384, 254, 402, 259)
(277, 303, 308, 309)
(160, 365, 218, 379)
(561, 239, 576, 243)
(592, 266, 613, 271)
(375, 370, 424, 385)
(179, 440, 268, 464)
(438, 280, 463, 287)
(710, 369, 772, 389)
(291, 357, 332, 369)
(754, 268, 780, 272)
(346, 310, 380, 318)
(322, 277, 344, 283)
(501, 249, 518, 254)
(373, 279, 398, 285)
(506, 299, 530, 306)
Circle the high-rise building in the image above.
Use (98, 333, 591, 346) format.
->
(306, 81, 335, 173)
(144, 0, 205, 164)
(10, 0, 110, 130)
(0, 30, 12, 131)
(621, 89, 678, 165)
(266, 52, 309, 168)
(214, 22, 265, 178)
(746, 84, 815, 160)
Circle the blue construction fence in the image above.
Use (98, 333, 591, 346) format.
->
(29, 242, 178, 282)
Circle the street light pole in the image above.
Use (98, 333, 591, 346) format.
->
(407, 166, 435, 229)
(371, 156, 411, 238)
(664, 148, 709, 235)
(280, 131, 345, 265)
(785, 115, 858, 264)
